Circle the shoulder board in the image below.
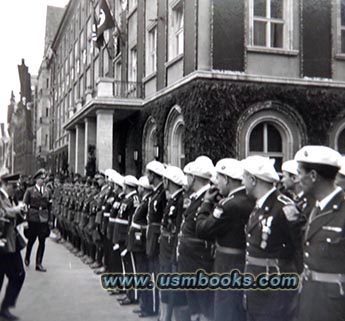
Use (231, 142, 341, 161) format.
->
(282, 204, 299, 222)
(277, 194, 294, 206)
(133, 195, 140, 207)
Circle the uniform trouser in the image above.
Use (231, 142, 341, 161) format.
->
(178, 241, 214, 320)
(103, 238, 113, 271)
(119, 244, 137, 302)
(0, 252, 25, 310)
(134, 251, 154, 314)
(213, 251, 246, 321)
(244, 263, 297, 321)
(148, 255, 160, 314)
(296, 279, 345, 321)
(25, 222, 49, 265)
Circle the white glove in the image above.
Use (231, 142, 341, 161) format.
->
(113, 243, 120, 251)
(120, 249, 128, 257)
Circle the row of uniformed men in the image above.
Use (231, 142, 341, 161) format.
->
(52, 145, 345, 321)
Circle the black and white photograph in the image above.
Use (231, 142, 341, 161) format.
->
(0, 0, 345, 320)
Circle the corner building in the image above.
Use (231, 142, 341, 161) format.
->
(48, 0, 345, 175)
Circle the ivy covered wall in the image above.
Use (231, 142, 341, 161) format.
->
(123, 78, 345, 173)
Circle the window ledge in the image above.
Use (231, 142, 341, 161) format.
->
(335, 53, 345, 61)
(143, 71, 157, 83)
(247, 46, 299, 56)
(165, 54, 184, 69)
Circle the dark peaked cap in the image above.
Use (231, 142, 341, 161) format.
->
(1, 173, 20, 184)
(33, 169, 47, 180)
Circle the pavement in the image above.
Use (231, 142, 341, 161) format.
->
(0, 238, 157, 321)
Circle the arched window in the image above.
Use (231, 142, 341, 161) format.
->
(164, 106, 185, 168)
(237, 102, 306, 171)
(142, 117, 158, 167)
(329, 119, 345, 154)
(248, 121, 284, 170)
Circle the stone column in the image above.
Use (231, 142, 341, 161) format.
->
(75, 124, 85, 175)
(84, 117, 97, 169)
(96, 109, 114, 171)
(68, 129, 76, 174)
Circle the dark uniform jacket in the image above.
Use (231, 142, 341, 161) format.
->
(196, 187, 255, 249)
(245, 188, 301, 318)
(109, 191, 125, 242)
(113, 190, 140, 244)
(146, 182, 167, 258)
(297, 187, 345, 321)
(303, 188, 345, 274)
(160, 189, 184, 266)
(24, 185, 51, 223)
(127, 192, 151, 253)
(178, 184, 213, 272)
(246, 189, 302, 260)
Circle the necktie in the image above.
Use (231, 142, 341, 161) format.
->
(305, 205, 320, 238)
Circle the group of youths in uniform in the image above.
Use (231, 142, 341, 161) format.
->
(47, 145, 345, 321)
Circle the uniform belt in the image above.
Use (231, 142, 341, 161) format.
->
(109, 218, 116, 223)
(246, 255, 280, 268)
(103, 212, 110, 217)
(149, 222, 161, 227)
(114, 218, 128, 225)
(179, 235, 211, 247)
(30, 206, 47, 210)
(161, 231, 172, 238)
(304, 269, 345, 283)
(216, 243, 244, 255)
(131, 222, 147, 229)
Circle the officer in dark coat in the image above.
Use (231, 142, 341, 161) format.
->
(177, 156, 215, 321)
(0, 173, 26, 320)
(114, 175, 140, 305)
(294, 146, 345, 321)
(23, 169, 52, 272)
(160, 166, 189, 321)
(127, 176, 152, 317)
(241, 156, 302, 321)
(196, 159, 255, 321)
(145, 160, 167, 315)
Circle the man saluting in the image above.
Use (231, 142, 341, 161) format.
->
(0, 173, 27, 320)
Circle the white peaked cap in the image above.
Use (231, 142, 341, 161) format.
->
(294, 145, 341, 168)
(183, 161, 194, 175)
(215, 158, 244, 180)
(190, 155, 215, 180)
(108, 171, 125, 188)
(146, 160, 165, 177)
(338, 157, 345, 176)
(242, 155, 280, 183)
(138, 176, 152, 190)
(104, 169, 118, 178)
(163, 165, 186, 186)
(282, 160, 299, 176)
(123, 175, 139, 187)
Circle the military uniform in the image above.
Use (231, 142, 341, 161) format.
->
(0, 183, 26, 319)
(244, 189, 301, 321)
(114, 189, 140, 303)
(23, 182, 52, 268)
(196, 186, 255, 321)
(146, 182, 167, 314)
(178, 184, 214, 320)
(159, 188, 188, 320)
(297, 187, 345, 321)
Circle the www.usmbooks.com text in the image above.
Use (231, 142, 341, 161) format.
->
(101, 269, 299, 291)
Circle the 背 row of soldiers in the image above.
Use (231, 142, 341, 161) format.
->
(51, 145, 345, 321)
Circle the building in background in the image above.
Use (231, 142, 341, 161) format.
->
(7, 59, 35, 175)
(41, 0, 345, 177)
(34, 5, 64, 171)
